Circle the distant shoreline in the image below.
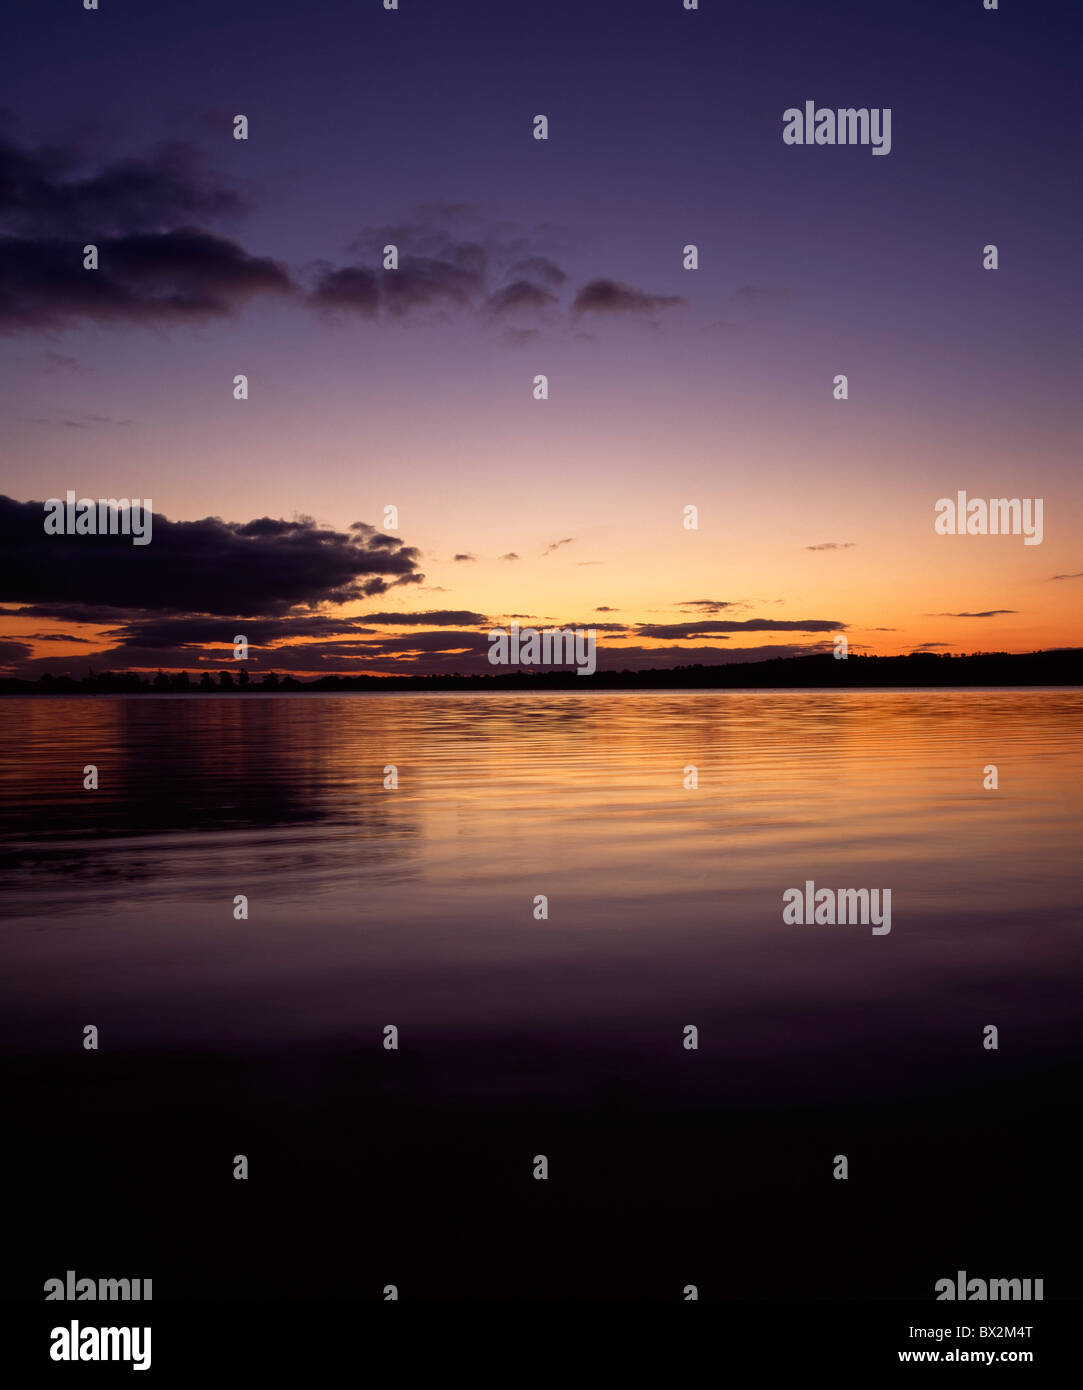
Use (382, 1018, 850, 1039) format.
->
(3, 649, 1081, 694)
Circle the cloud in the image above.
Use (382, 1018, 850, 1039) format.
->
(308, 265, 379, 315)
(384, 255, 485, 315)
(0, 134, 290, 331)
(487, 280, 559, 314)
(0, 495, 423, 617)
(88, 610, 488, 647)
(351, 610, 487, 626)
(805, 542, 855, 551)
(571, 279, 685, 317)
(27, 412, 131, 427)
(1050, 572, 1083, 581)
(551, 621, 628, 633)
(929, 610, 1017, 619)
(1, 228, 292, 330)
(0, 639, 32, 670)
(677, 599, 735, 612)
(595, 606, 616, 612)
(21, 634, 840, 679)
(2, 604, 499, 680)
(588, 641, 834, 670)
(93, 615, 379, 649)
(500, 552, 519, 561)
(343, 630, 490, 655)
(543, 537, 574, 555)
(0, 135, 247, 240)
(453, 553, 476, 562)
(635, 618, 843, 639)
(311, 203, 568, 325)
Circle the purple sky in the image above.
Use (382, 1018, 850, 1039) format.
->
(2, 0, 1080, 676)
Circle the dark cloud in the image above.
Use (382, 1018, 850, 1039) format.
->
(0, 135, 288, 331)
(677, 599, 734, 612)
(26, 411, 131, 427)
(0, 136, 247, 240)
(1049, 573, 1083, 581)
(313, 203, 567, 324)
(453, 553, 476, 563)
(590, 641, 834, 670)
(571, 279, 685, 317)
(929, 610, 1017, 619)
(5, 628, 842, 681)
(550, 621, 628, 633)
(92, 616, 380, 649)
(1, 228, 292, 330)
(352, 610, 487, 626)
(500, 552, 519, 561)
(2, 608, 493, 678)
(353, 630, 487, 654)
(0, 639, 32, 669)
(382, 255, 484, 315)
(595, 606, 616, 612)
(543, 537, 574, 554)
(6, 602, 136, 625)
(806, 542, 855, 551)
(309, 264, 378, 315)
(635, 618, 843, 639)
(6, 631, 486, 679)
(0, 495, 423, 617)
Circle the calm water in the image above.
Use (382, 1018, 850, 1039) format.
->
(3, 689, 1081, 1298)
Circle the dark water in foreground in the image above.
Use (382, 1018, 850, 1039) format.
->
(2, 690, 1081, 1299)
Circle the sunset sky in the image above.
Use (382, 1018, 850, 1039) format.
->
(2, 0, 1080, 676)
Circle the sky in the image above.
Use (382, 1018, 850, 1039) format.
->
(1, 0, 1080, 677)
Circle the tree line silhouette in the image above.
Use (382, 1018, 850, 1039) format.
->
(2, 648, 1080, 694)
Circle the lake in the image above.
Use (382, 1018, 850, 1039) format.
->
(2, 689, 1080, 1299)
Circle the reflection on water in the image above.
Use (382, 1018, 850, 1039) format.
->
(2, 690, 1080, 1297)
(2, 689, 1080, 1070)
